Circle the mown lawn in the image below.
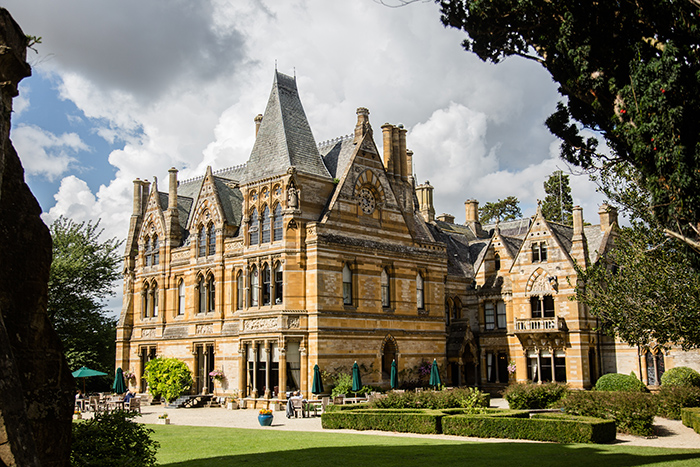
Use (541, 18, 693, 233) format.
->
(150, 424, 700, 467)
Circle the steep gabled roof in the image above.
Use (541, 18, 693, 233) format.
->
(319, 135, 355, 178)
(245, 71, 331, 182)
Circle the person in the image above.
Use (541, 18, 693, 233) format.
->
(123, 390, 135, 403)
(286, 391, 303, 418)
(75, 390, 85, 411)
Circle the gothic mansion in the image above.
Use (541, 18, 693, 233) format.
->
(116, 71, 692, 399)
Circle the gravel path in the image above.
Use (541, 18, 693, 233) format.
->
(85, 399, 700, 448)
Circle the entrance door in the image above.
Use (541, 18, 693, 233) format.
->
(194, 344, 215, 394)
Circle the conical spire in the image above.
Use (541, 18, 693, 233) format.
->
(244, 71, 330, 182)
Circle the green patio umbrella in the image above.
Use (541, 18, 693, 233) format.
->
(72, 366, 108, 393)
(351, 361, 362, 396)
(390, 359, 398, 390)
(112, 367, 127, 394)
(311, 364, 324, 395)
(428, 359, 441, 389)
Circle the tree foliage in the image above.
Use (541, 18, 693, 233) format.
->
(48, 216, 122, 384)
(144, 358, 193, 402)
(541, 170, 573, 225)
(574, 223, 700, 350)
(479, 196, 522, 224)
(437, 0, 700, 252)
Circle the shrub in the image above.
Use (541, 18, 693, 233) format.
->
(656, 385, 700, 420)
(322, 409, 443, 434)
(442, 411, 615, 444)
(370, 388, 488, 410)
(595, 373, 647, 392)
(660, 367, 700, 388)
(71, 410, 159, 467)
(144, 357, 193, 402)
(502, 382, 568, 409)
(681, 407, 700, 433)
(560, 390, 656, 436)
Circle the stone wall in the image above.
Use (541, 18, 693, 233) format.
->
(0, 8, 74, 467)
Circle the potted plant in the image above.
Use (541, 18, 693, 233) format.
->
(157, 413, 170, 425)
(258, 408, 273, 426)
(73, 409, 82, 420)
(209, 369, 224, 383)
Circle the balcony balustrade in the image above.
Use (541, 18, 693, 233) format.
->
(514, 316, 564, 332)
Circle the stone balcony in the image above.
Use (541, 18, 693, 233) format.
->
(513, 316, 565, 333)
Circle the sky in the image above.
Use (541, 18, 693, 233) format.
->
(5, 0, 607, 313)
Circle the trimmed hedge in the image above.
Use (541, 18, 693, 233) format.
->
(502, 382, 568, 409)
(323, 403, 370, 413)
(321, 409, 443, 434)
(595, 373, 647, 392)
(442, 411, 616, 444)
(559, 390, 656, 436)
(370, 388, 489, 410)
(661, 367, 700, 388)
(681, 407, 700, 434)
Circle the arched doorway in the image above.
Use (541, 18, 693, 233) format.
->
(381, 337, 397, 380)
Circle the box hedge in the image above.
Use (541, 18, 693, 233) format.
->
(681, 407, 700, 434)
(321, 409, 443, 434)
(559, 390, 656, 436)
(442, 411, 616, 444)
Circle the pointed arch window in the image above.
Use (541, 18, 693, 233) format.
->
(273, 203, 283, 241)
(342, 264, 352, 306)
(249, 208, 259, 245)
(261, 206, 271, 243)
(381, 268, 390, 308)
(207, 225, 216, 255)
(262, 264, 271, 306)
(152, 283, 159, 317)
(416, 272, 424, 310)
(250, 265, 259, 307)
(198, 276, 206, 313)
(207, 274, 215, 313)
(145, 238, 152, 267)
(494, 252, 500, 271)
(142, 282, 150, 318)
(152, 235, 159, 265)
(236, 271, 244, 310)
(274, 262, 283, 304)
(198, 226, 207, 257)
(177, 279, 185, 316)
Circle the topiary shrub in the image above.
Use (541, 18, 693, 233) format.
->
(660, 367, 700, 388)
(144, 357, 193, 402)
(502, 382, 569, 409)
(595, 373, 647, 392)
(656, 385, 700, 419)
(71, 410, 159, 467)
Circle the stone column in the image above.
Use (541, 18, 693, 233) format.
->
(300, 346, 308, 397)
(550, 351, 556, 383)
(278, 346, 287, 399)
(536, 350, 542, 384)
(252, 343, 259, 397)
(264, 342, 271, 399)
(238, 347, 246, 397)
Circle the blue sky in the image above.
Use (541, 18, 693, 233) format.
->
(5, 0, 608, 313)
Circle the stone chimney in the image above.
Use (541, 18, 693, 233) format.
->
(598, 203, 618, 232)
(382, 123, 395, 176)
(166, 167, 181, 244)
(416, 181, 435, 223)
(254, 114, 263, 137)
(436, 213, 455, 224)
(573, 205, 584, 236)
(406, 149, 414, 178)
(398, 124, 408, 181)
(353, 107, 372, 143)
(133, 178, 143, 215)
(465, 199, 479, 223)
(168, 167, 178, 210)
(141, 180, 151, 213)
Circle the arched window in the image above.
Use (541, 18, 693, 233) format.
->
(262, 264, 271, 305)
(382, 339, 397, 379)
(236, 271, 243, 310)
(494, 252, 500, 271)
(152, 283, 159, 317)
(274, 262, 283, 304)
(249, 208, 259, 245)
(645, 350, 665, 385)
(453, 297, 461, 320)
(273, 203, 283, 241)
(416, 273, 424, 309)
(177, 279, 185, 315)
(381, 268, 390, 308)
(143, 282, 150, 318)
(207, 225, 216, 255)
(250, 265, 259, 307)
(342, 264, 352, 306)
(198, 276, 206, 313)
(207, 275, 215, 312)
(152, 235, 159, 265)
(261, 206, 270, 243)
(445, 298, 452, 325)
(198, 226, 207, 257)
(145, 238, 152, 267)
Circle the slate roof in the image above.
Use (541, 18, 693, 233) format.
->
(319, 135, 355, 178)
(483, 218, 531, 238)
(244, 71, 331, 182)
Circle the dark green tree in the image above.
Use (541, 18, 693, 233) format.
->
(479, 196, 522, 224)
(541, 170, 573, 225)
(48, 216, 122, 384)
(574, 222, 700, 350)
(437, 0, 700, 252)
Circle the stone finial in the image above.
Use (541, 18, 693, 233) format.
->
(254, 114, 263, 137)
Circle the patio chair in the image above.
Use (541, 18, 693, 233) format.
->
(333, 394, 345, 405)
(88, 396, 101, 412)
(321, 397, 330, 413)
(126, 397, 141, 414)
(291, 398, 305, 418)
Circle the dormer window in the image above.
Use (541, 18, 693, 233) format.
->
(532, 242, 547, 262)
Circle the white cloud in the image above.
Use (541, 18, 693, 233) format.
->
(12, 124, 87, 181)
